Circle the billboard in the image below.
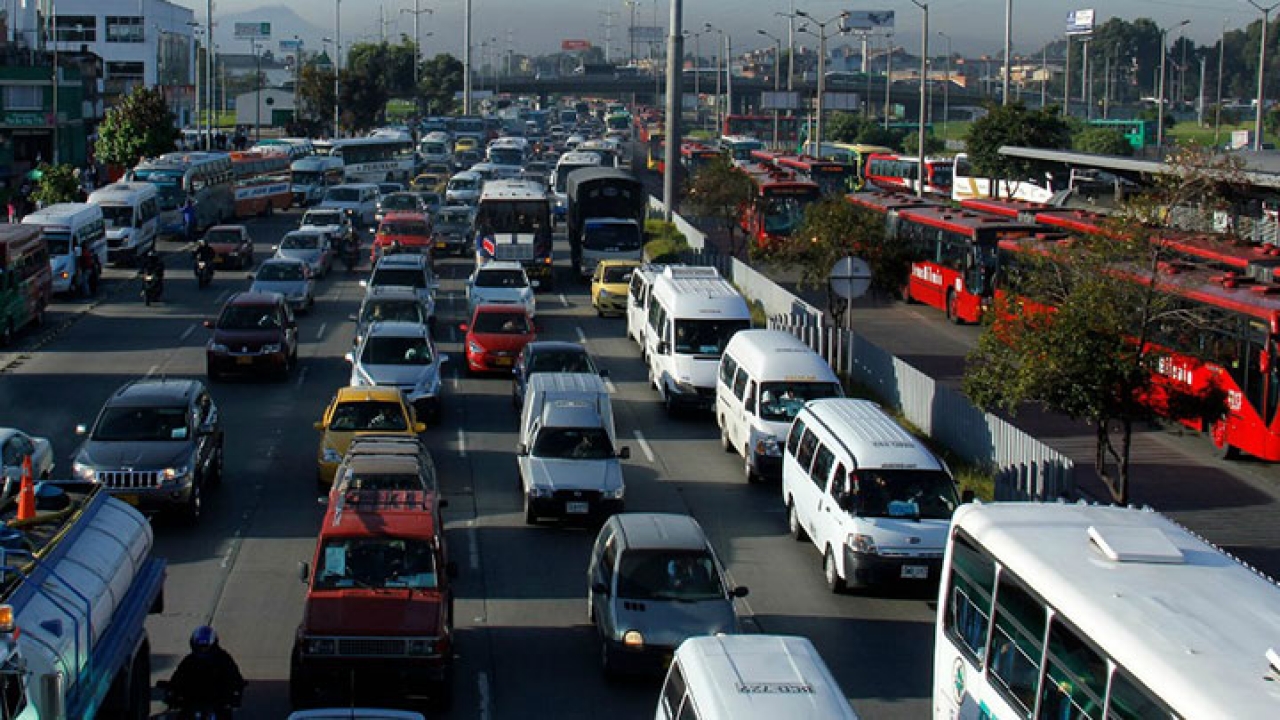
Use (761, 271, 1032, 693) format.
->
(234, 22, 271, 40)
(844, 11, 895, 31)
(278, 39, 302, 52)
(1065, 9, 1095, 35)
(561, 39, 592, 51)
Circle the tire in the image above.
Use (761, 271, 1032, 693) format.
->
(720, 422, 734, 453)
(787, 501, 807, 542)
(524, 494, 538, 525)
(1211, 418, 1240, 460)
(663, 386, 678, 417)
(744, 447, 762, 484)
(824, 545, 846, 593)
(946, 290, 964, 325)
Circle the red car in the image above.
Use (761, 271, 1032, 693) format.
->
(460, 304, 536, 375)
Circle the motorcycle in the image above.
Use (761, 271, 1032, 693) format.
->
(141, 268, 164, 305)
(340, 237, 360, 273)
(156, 679, 243, 720)
(194, 258, 214, 288)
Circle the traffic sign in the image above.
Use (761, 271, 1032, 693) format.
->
(829, 256, 872, 301)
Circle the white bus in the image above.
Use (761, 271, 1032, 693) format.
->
(290, 156, 345, 206)
(330, 135, 415, 185)
(127, 152, 234, 237)
(474, 179, 553, 286)
(935, 502, 1280, 720)
(950, 153, 1056, 204)
(551, 150, 604, 221)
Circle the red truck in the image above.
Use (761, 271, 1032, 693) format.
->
(372, 210, 434, 263)
(290, 488, 455, 710)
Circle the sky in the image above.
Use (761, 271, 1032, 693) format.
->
(186, 0, 1268, 58)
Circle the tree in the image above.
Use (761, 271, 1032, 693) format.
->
(962, 147, 1240, 503)
(767, 196, 909, 298)
(965, 102, 1071, 188)
(95, 86, 177, 169)
(31, 164, 81, 206)
(1073, 127, 1134, 156)
(418, 54, 464, 116)
(682, 154, 755, 256)
(340, 42, 392, 133)
(902, 131, 944, 156)
(297, 63, 336, 128)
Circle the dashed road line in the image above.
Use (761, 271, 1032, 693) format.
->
(558, 293, 569, 308)
(574, 326, 588, 344)
(214, 288, 232, 306)
(457, 428, 468, 457)
(632, 430, 656, 463)
(316, 322, 327, 340)
(295, 365, 309, 389)
(145, 364, 160, 377)
(178, 323, 196, 342)
(477, 672, 491, 720)
(468, 521, 481, 571)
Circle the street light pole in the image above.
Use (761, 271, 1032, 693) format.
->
(707, 24, 722, 136)
(884, 33, 893, 129)
(206, 0, 214, 149)
(463, 0, 473, 114)
(251, 38, 262, 142)
(1002, 0, 1012, 104)
(400, 3, 433, 96)
(939, 31, 951, 140)
(662, 0, 683, 219)
(1156, 20, 1189, 152)
(759, 30, 782, 148)
(908, 0, 928, 197)
(1249, 1, 1280, 150)
(334, 0, 342, 137)
(794, 10, 848, 163)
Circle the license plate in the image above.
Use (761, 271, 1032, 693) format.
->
(566, 501, 589, 514)
(116, 494, 139, 506)
(236, 356, 253, 365)
(901, 565, 928, 579)
(493, 357, 513, 367)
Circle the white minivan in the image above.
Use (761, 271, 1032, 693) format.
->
(318, 183, 380, 227)
(716, 330, 843, 483)
(626, 264, 658, 353)
(782, 398, 963, 592)
(87, 182, 158, 265)
(21, 203, 106, 295)
(656, 635, 860, 720)
(644, 266, 751, 415)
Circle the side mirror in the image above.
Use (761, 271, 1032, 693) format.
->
(344, 352, 354, 363)
(446, 561, 459, 579)
(245, 273, 255, 281)
(591, 581, 609, 596)
(517, 443, 530, 456)
(202, 320, 214, 329)
(298, 561, 311, 583)
(962, 489, 976, 504)
(316, 496, 329, 505)
(359, 279, 369, 288)
(313, 421, 325, 431)
(414, 422, 427, 433)
(656, 340, 669, 355)
(74, 424, 88, 436)
(618, 446, 631, 460)
(732, 586, 750, 598)
(348, 314, 358, 322)
(439, 354, 449, 364)
(271, 245, 279, 252)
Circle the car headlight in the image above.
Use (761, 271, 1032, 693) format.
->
(604, 486, 625, 500)
(598, 288, 611, 298)
(468, 341, 484, 354)
(321, 447, 342, 464)
(72, 461, 96, 482)
(162, 465, 191, 482)
(261, 343, 282, 354)
(407, 638, 437, 656)
(209, 343, 229, 353)
(304, 637, 337, 655)
(622, 630, 645, 647)
(849, 533, 879, 555)
(753, 434, 782, 456)
(528, 486, 553, 498)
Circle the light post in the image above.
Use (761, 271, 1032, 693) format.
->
(706, 23, 723, 136)
(884, 33, 894, 129)
(249, 37, 262, 142)
(188, 23, 203, 145)
(907, 0, 928, 197)
(1156, 19, 1189, 151)
(662, 0, 683, 219)
(334, 0, 342, 137)
(1248, 1, 1280, 150)
(1001, 0, 1012, 104)
(938, 31, 951, 140)
(794, 9, 849, 163)
(206, 0, 214, 149)
(400, 2, 432, 96)
(683, 28, 706, 128)
(758, 30, 783, 148)
(292, 35, 301, 127)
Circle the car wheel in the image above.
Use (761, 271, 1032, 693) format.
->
(523, 494, 538, 525)
(824, 545, 846, 593)
(720, 422, 733, 453)
(788, 500, 807, 542)
(663, 387, 678, 417)
(744, 447, 762, 484)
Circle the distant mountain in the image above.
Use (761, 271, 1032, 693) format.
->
(215, 4, 328, 57)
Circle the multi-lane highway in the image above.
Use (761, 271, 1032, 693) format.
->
(0, 208, 938, 719)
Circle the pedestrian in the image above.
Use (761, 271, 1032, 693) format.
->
(6, 197, 16, 224)
(182, 198, 198, 244)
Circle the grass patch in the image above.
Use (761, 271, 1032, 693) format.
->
(643, 218, 688, 263)
(1168, 120, 1250, 147)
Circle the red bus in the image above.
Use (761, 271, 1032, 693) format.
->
(229, 150, 293, 218)
(958, 197, 1047, 224)
(774, 155, 858, 196)
(865, 153, 954, 197)
(896, 205, 1044, 323)
(846, 190, 944, 237)
(737, 163, 821, 249)
(723, 114, 800, 145)
(680, 142, 722, 175)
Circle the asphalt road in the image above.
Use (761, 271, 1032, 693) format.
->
(0, 209, 937, 719)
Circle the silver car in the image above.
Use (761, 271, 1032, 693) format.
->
(249, 257, 315, 312)
(345, 320, 447, 422)
(466, 261, 537, 320)
(275, 230, 333, 278)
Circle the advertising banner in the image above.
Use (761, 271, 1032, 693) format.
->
(234, 22, 271, 40)
(561, 39, 592, 51)
(1065, 9, 1095, 35)
(844, 11, 895, 30)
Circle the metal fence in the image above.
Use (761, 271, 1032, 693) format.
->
(770, 318, 1077, 501)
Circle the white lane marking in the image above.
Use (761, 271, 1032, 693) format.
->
(558, 293, 569, 308)
(457, 428, 467, 457)
(316, 322, 327, 340)
(215, 288, 232, 306)
(604, 377, 617, 394)
(145, 364, 160, 378)
(295, 365, 309, 389)
(178, 323, 196, 342)
(477, 672, 491, 720)
(632, 430, 655, 463)
(574, 326, 587, 344)
(468, 522, 480, 571)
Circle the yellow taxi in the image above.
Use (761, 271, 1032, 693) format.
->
(411, 173, 447, 192)
(313, 386, 425, 488)
(591, 260, 641, 317)
(454, 137, 478, 153)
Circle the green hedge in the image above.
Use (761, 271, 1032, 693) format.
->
(643, 219, 688, 263)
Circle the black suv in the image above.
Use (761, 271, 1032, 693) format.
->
(71, 378, 224, 522)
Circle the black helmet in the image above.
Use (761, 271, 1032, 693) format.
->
(190, 625, 218, 653)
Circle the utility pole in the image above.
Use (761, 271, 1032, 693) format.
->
(334, 0, 342, 137)
(207, 0, 214, 149)
(463, 0, 472, 114)
(601, 10, 618, 63)
(662, 0, 683, 219)
(400, 3, 432, 94)
(625, 0, 638, 65)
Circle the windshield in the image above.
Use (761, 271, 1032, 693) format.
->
(845, 468, 960, 520)
(292, 171, 322, 185)
(421, 142, 448, 155)
(100, 205, 134, 228)
(379, 222, 429, 237)
(617, 550, 724, 601)
(475, 269, 528, 288)
(602, 265, 634, 283)
(304, 211, 341, 226)
(449, 178, 477, 191)
(529, 349, 595, 374)
(325, 188, 360, 202)
(362, 336, 433, 365)
(673, 319, 750, 356)
(382, 195, 420, 211)
(490, 147, 524, 166)
(372, 268, 427, 289)
(132, 170, 184, 210)
(218, 304, 281, 330)
(930, 165, 954, 187)
(532, 426, 614, 459)
(362, 299, 426, 324)
(93, 405, 190, 441)
(758, 382, 842, 422)
(281, 234, 320, 250)
(584, 223, 643, 252)
(43, 233, 72, 256)
(314, 538, 438, 590)
(436, 213, 470, 232)
(328, 401, 409, 432)
(762, 195, 815, 236)
(205, 229, 242, 245)
(473, 311, 530, 334)
(257, 263, 305, 282)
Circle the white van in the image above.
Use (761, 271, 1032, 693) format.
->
(716, 330, 843, 483)
(318, 183, 379, 227)
(644, 266, 751, 416)
(626, 264, 658, 352)
(418, 131, 454, 169)
(656, 635, 860, 720)
(87, 182, 159, 265)
(445, 171, 483, 206)
(517, 372, 628, 524)
(782, 399, 962, 592)
(22, 203, 106, 295)
(290, 155, 345, 206)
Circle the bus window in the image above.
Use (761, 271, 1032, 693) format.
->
(1039, 620, 1107, 720)
(989, 573, 1045, 715)
(944, 533, 995, 664)
(1104, 668, 1169, 720)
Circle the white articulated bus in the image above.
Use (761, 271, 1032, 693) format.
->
(127, 152, 234, 236)
(935, 502, 1280, 720)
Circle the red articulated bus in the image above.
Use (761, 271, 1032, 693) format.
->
(722, 114, 800, 145)
(751, 151, 858, 196)
(958, 196, 1048, 224)
(737, 162, 821, 249)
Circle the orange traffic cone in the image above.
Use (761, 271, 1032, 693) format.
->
(16, 455, 35, 521)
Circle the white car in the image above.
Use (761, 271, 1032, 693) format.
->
(466, 261, 536, 320)
(0, 428, 54, 483)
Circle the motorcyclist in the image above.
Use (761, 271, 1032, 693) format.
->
(193, 238, 216, 274)
(140, 250, 165, 280)
(166, 626, 245, 715)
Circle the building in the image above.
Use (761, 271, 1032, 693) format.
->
(6, 0, 195, 123)
(234, 88, 295, 129)
(0, 43, 99, 184)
